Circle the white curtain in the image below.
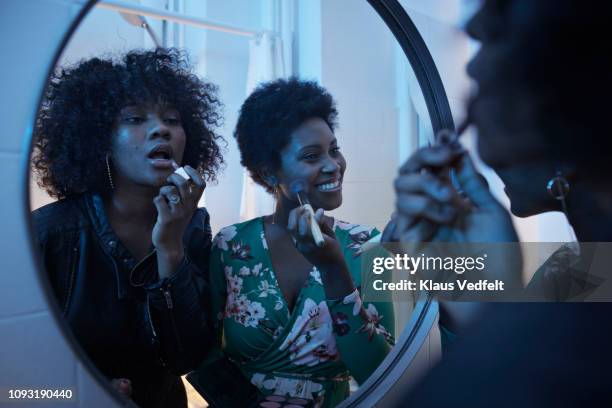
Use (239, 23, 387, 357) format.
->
(239, 31, 286, 221)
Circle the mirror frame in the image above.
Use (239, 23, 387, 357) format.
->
(339, 2, 454, 406)
(367, 0, 455, 133)
(13, 0, 454, 406)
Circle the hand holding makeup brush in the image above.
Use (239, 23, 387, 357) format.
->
(287, 206, 356, 299)
(287, 180, 355, 299)
(287, 180, 339, 259)
(290, 180, 325, 247)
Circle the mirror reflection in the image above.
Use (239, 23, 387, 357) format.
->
(29, 1, 433, 406)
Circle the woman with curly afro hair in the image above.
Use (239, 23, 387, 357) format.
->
(31, 48, 224, 407)
(193, 78, 395, 407)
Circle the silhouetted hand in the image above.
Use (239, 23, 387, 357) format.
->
(393, 145, 517, 244)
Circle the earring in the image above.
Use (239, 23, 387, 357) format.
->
(546, 170, 570, 203)
(106, 154, 115, 190)
(547, 170, 580, 254)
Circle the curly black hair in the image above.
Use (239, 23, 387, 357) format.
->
(234, 77, 338, 193)
(32, 48, 225, 199)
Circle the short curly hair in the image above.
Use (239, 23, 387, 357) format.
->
(32, 48, 225, 199)
(234, 77, 338, 193)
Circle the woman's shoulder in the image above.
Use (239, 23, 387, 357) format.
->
(31, 195, 89, 241)
(212, 217, 263, 251)
(527, 244, 582, 300)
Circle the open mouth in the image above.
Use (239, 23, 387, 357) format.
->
(147, 144, 174, 168)
(316, 179, 342, 192)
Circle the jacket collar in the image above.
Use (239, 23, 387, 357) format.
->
(85, 192, 145, 299)
(84, 191, 208, 295)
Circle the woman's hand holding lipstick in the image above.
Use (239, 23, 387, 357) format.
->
(152, 162, 206, 280)
(393, 136, 524, 328)
(392, 141, 515, 244)
(392, 142, 465, 243)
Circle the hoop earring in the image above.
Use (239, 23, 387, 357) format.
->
(547, 170, 579, 254)
(106, 154, 115, 190)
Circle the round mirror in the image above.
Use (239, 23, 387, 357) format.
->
(2, 1, 454, 407)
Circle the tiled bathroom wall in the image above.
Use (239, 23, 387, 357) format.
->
(0, 1, 124, 406)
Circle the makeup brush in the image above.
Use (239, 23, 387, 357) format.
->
(290, 180, 326, 247)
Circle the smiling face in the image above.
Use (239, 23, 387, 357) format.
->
(274, 118, 346, 211)
(110, 103, 186, 190)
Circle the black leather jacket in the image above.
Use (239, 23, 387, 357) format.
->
(32, 192, 213, 408)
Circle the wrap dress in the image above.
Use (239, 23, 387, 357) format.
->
(208, 217, 395, 407)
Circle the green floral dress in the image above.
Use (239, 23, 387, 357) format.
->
(207, 217, 395, 407)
